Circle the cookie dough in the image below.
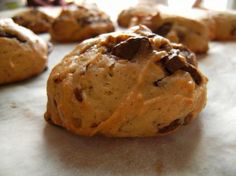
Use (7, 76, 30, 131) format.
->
(12, 8, 54, 34)
(45, 25, 208, 137)
(118, 5, 209, 53)
(0, 19, 49, 85)
(49, 4, 114, 43)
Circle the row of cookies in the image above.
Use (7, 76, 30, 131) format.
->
(12, 4, 115, 42)
(11, 3, 236, 54)
(0, 16, 208, 137)
(0, 4, 114, 85)
(118, 4, 236, 53)
(0, 3, 234, 137)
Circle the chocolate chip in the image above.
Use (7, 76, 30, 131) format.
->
(73, 87, 83, 102)
(165, 56, 186, 73)
(154, 22, 173, 36)
(161, 49, 201, 85)
(182, 64, 202, 85)
(179, 50, 196, 66)
(0, 30, 26, 43)
(111, 37, 151, 60)
(173, 46, 197, 66)
(158, 119, 181, 133)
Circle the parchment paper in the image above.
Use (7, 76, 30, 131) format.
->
(1, 4, 236, 176)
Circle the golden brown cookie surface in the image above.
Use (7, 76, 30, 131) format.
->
(49, 4, 114, 43)
(118, 5, 209, 53)
(0, 18, 49, 85)
(12, 8, 54, 34)
(45, 25, 207, 137)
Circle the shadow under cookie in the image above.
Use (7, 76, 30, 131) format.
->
(42, 117, 202, 175)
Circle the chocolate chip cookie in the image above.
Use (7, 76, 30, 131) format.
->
(49, 4, 114, 43)
(198, 10, 236, 41)
(0, 19, 49, 85)
(45, 25, 208, 137)
(12, 8, 54, 34)
(118, 5, 209, 53)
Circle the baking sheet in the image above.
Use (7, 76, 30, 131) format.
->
(1, 5, 236, 176)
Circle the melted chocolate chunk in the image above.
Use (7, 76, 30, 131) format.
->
(154, 22, 173, 36)
(164, 55, 186, 74)
(172, 46, 197, 66)
(73, 87, 83, 102)
(158, 119, 181, 133)
(0, 30, 26, 43)
(182, 65, 202, 85)
(111, 37, 151, 60)
(162, 49, 202, 85)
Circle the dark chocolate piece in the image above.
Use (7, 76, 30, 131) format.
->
(154, 22, 173, 36)
(164, 55, 186, 73)
(0, 30, 26, 43)
(162, 49, 201, 84)
(182, 64, 202, 85)
(158, 119, 181, 133)
(111, 37, 151, 60)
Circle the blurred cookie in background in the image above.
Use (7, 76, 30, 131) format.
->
(49, 4, 114, 43)
(0, 18, 49, 85)
(12, 8, 54, 34)
(118, 5, 209, 53)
